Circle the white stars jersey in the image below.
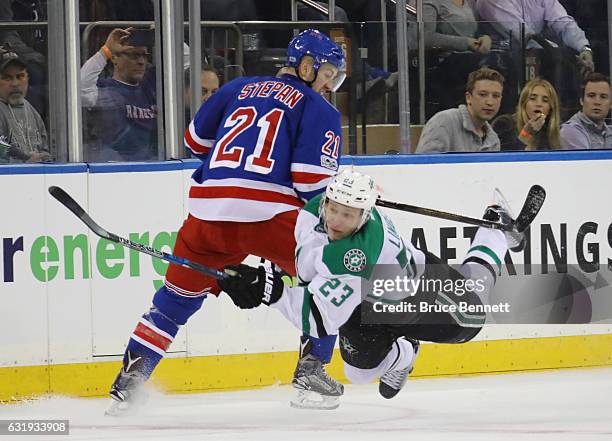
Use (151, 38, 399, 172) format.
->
(273, 194, 426, 337)
(272, 194, 509, 338)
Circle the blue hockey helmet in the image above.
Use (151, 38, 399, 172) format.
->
(286, 29, 346, 92)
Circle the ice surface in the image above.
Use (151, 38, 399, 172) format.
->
(1, 367, 611, 441)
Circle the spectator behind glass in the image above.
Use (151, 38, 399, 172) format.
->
(184, 64, 220, 132)
(0, 0, 46, 119)
(423, 0, 502, 112)
(0, 46, 49, 163)
(81, 27, 157, 162)
(424, 0, 491, 54)
(559, 0, 609, 74)
(476, 0, 594, 74)
(193, 65, 220, 104)
(492, 78, 561, 151)
(560, 73, 612, 150)
(416, 67, 504, 153)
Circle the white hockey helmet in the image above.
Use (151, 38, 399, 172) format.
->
(324, 169, 378, 232)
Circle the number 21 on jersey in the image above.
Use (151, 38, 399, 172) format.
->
(209, 106, 284, 174)
(321, 130, 340, 160)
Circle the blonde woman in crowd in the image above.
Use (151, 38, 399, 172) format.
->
(492, 78, 561, 151)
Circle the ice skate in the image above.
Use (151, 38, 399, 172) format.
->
(484, 188, 526, 252)
(290, 337, 344, 410)
(105, 351, 149, 416)
(379, 338, 420, 399)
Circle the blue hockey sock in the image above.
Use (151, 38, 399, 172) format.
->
(306, 334, 337, 364)
(121, 285, 207, 381)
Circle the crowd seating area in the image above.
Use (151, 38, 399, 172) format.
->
(0, 0, 609, 163)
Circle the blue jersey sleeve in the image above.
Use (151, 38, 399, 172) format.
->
(291, 97, 341, 201)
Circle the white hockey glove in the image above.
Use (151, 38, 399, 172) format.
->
(218, 263, 284, 309)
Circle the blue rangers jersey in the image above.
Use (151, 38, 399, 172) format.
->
(94, 73, 157, 160)
(184, 73, 341, 222)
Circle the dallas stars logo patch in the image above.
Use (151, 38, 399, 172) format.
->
(344, 249, 366, 272)
(340, 336, 358, 360)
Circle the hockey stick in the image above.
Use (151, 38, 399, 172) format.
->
(48, 186, 229, 280)
(376, 185, 546, 232)
(513, 185, 546, 232)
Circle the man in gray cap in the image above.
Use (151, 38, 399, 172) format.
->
(0, 46, 49, 163)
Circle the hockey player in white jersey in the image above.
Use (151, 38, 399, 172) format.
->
(219, 169, 523, 408)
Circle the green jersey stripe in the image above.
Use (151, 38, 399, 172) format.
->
(467, 245, 502, 268)
(301, 287, 311, 335)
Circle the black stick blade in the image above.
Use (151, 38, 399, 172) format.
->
(48, 186, 110, 239)
(48, 186, 228, 280)
(515, 185, 546, 232)
(48, 185, 86, 218)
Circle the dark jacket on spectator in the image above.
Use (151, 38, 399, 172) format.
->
(492, 114, 554, 151)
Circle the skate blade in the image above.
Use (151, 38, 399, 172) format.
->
(493, 188, 516, 219)
(105, 398, 131, 417)
(290, 390, 340, 410)
(104, 396, 146, 417)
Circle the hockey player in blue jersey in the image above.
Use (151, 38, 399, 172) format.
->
(106, 29, 347, 415)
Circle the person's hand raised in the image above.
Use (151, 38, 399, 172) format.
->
(104, 28, 135, 55)
(525, 112, 547, 134)
(519, 112, 547, 147)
